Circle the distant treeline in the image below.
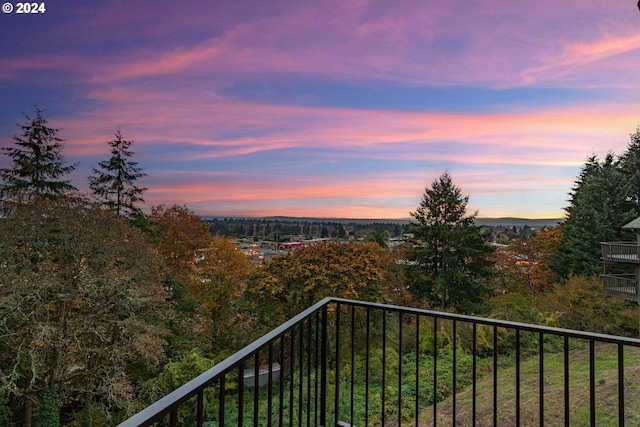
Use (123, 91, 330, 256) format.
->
(203, 217, 546, 242)
(204, 217, 405, 240)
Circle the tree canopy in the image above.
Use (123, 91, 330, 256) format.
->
(147, 205, 253, 356)
(0, 107, 76, 199)
(0, 196, 171, 426)
(241, 240, 407, 330)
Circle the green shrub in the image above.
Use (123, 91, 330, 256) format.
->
(540, 274, 637, 336)
(0, 392, 13, 427)
(35, 388, 59, 427)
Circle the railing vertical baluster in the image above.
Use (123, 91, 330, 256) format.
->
(472, 322, 477, 427)
(433, 317, 438, 427)
(298, 320, 304, 426)
(197, 390, 204, 427)
(170, 409, 177, 427)
(314, 311, 319, 427)
(280, 337, 285, 427)
(493, 324, 497, 427)
(590, 339, 595, 426)
(415, 314, 420, 427)
(618, 343, 625, 427)
(219, 375, 226, 426)
(452, 320, 457, 424)
(238, 361, 244, 427)
(306, 316, 312, 427)
(365, 307, 371, 427)
(564, 336, 569, 427)
(268, 342, 273, 427)
(289, 326, 295, 427)
(320, 306, 327, 427)
(398, 312, 403, 427)
(254, 352, 259, 427)
(350, 305, 355, 425)
(515, 329, 520, 427)
(382, 309, 387, 426)
(539, 332, 544, 427)
(334, 303, 342, 427)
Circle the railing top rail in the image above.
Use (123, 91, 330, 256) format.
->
(327, 297, 640, 346)
(600, 241, 640, 246)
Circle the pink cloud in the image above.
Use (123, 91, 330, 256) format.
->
(56, 79, 639, 170)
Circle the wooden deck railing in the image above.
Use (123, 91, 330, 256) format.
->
(600, 242, 640, 264)
(602, 274, 638, 302)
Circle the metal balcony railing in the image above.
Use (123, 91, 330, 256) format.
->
(118, 298, 640, 427)
(601, 242, 640, 264)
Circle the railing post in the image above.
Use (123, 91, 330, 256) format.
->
(320, 304, 328, 427)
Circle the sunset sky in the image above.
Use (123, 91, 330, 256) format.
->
(1, 1, 640, 219)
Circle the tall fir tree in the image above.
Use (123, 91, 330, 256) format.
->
(0, 106, 76, 199)
(89, 130, 147, 217)
(406, 171, 494, 312)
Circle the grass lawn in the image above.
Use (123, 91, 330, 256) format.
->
(412, 341, 640, 426)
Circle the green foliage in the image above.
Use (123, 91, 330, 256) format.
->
(364, 225, 388, 248)
(35, 388, 59, 427)
(161, 274, 200, 359)
(0, 392, 13, 427)
(88, 129, 147, 217)
(0, 106, 77, 199)
(487, 292, 540, 325)
(66, 403, 108, 427)
(330, 339, 483, 425)
(488, 274, 638, 337)
(539, 274, 637, 336)
(144, 350, 217, 426)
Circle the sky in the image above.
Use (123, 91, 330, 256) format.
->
(1, 1, 640, 220)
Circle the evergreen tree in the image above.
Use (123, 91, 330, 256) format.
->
(365, 225, 388, 248)
(89, 130, 147, 217)
(0, 106, 76, 199)
(406, 172, 494, 312)
(620, 127, 640, 210)
(552, 153, 636, 278)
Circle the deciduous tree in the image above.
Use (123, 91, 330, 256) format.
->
(0, 196, 171, 426)
(190, 236, 252, 354)
(148, 205, 253, 356)
(149, 205, 213, 283)
(493, 227, 558, 296)
(147, 205, 213, 356)
(242, 240, 406, 330)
